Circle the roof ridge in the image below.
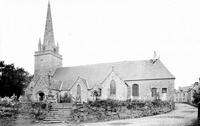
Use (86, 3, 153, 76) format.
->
(58, 59, 152, 69)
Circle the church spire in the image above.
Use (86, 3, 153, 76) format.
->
(43, 1, 55, 51)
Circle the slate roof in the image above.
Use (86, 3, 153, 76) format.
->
(52, 59, 175, 90)
(50, 79, 63, 91)
(61, 77, 88, 91)
(177, 86, 191, 92)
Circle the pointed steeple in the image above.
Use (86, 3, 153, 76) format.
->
(43, 1, 55, 51)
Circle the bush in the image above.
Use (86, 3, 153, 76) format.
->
(71, 99, 175, 122)
(60, 93, 72, 103)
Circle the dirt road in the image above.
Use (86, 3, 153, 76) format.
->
(76, 103, 197, 126)
(29, 103, 198, 126)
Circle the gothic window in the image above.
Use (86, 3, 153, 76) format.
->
(99, 88, 102, 96)
(30, 87, 33, 93)
(151, 88, 157, 97)
(162, 88, 167, 93)
(77, 84, 81, 96)
(132, 84, 139, 96)
(110, 80, 116, 95)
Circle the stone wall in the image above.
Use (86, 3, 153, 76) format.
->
(34, 52, 62, 79)
(32, 78, 49, 102)
(101, 72, 128, 101)
(126, 79, 175, 101)
(69, 78, 88, 103)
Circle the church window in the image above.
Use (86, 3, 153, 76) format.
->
(162, 88, 167, 93)
(132, 84, 139, 96)
(110, 80, 116, 95)
(151, 88, 157, 97)
(99, 88, 102, 96)
(77, 84, 81, 95)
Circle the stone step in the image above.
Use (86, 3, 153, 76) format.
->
(47, 113, 70, 116)
(44, 118, 60, 120)
(50, 108, 71, 110)
(43, 118, 61, 121)
(49, 111, 71, 113)
(48, 112, 71, 115)
(47, 112, 71, 116)
(43, 103, 73, 123)
(51, 108, 71, 110)
(43, 120, 63, 123)
(51, 103, 72, 105)
(47, 114, 71, 117)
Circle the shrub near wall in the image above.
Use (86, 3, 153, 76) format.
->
(19, 102, 50, 120)
(0, 98, 20, 126)
(71, 99, 175, 123)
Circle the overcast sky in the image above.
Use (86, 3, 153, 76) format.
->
(1, 0, 200, 89)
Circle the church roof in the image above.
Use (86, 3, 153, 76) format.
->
(61, 77, 88, 91)
(50, 79, 63, 91)
(52, 59, 175, 89)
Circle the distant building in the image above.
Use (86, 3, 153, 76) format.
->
(26, 2, 175, 102)
(174, 86, 191, 102)
(174, 81, 200, 104)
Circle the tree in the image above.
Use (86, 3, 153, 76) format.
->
(193, 88, 200, 105)
(192, 85, 200, 123)
(0, 61, 32, 97)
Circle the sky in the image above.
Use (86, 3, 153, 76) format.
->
(1, 0, 200, 89)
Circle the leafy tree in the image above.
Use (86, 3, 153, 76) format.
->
(192, 84, 200, 122)
(193, 88, 200, 105)
(0, 61, 32, 97)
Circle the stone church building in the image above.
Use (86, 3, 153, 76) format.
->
(26, 3, 175, 103)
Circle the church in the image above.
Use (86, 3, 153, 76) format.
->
(26, 3, 175, 103)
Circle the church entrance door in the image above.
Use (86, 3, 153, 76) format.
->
(93, 91, 98, 101)
(38, 92, 45, 102)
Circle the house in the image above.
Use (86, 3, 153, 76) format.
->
(26, 2, 175, 102)
(174, 86, 191, 103)
(174, 80, 200, 104)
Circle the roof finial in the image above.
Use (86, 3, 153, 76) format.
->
(48, 0, 50, 6)
(150, 51, 160, 64)
(112, 66, 114, 71)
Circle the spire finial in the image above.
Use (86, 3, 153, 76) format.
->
(48, 1, 50, 6)
(112, 66, 114, 71)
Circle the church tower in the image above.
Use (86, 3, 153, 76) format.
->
(34, 2, 62, 80)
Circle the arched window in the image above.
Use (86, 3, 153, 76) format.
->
(77, 84, 81, 95)
(132, 84, 139, 96)
(93, 91, 98, 101)
(110, 80, 116, 95)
